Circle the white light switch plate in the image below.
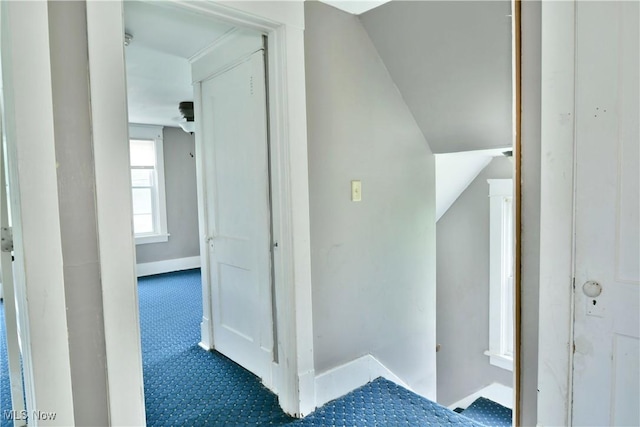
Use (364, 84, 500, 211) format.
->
(351, 180, 362, 202)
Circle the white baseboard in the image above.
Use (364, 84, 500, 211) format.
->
(136, 256, 200, 277)
(448, 382, 513, 410)
(314, 354, 411, 409)
(299, 369, 317, 417)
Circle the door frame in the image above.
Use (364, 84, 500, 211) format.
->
(537, 1, 576, 425)
(87, 0, 315, 418)
(1, 2, 79, 423)
(512, 0, 522, 423)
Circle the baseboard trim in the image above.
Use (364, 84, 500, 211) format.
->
(314, 354, 410, 409)
(298, 369, 317, 417)
(136, 256, 201, 277)
(198, 341, 211, 351)
(448, 382, 513, 410)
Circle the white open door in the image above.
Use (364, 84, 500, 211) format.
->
(572, 2, 639, 425)
(194, 37, 274, 383)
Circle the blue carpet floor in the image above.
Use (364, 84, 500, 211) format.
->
(457, 397, 512, 427)
(138, 269, 293, 426)
(138, 269, 484, 426)
(1, 269, 488, 426)
(0, 301, 10, 427)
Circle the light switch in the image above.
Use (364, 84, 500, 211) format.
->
(351, 180, 362, 202)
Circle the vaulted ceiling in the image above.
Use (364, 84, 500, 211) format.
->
(360, 1, 513, 154)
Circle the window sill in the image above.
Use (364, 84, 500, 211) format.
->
(135, 233, 170, 245)
(484, 350, 513, 372)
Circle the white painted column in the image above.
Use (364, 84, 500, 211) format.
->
(85, 2, 147, 425)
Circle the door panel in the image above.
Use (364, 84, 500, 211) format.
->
(573, 2, 639, 426)
(219, 263, 255, 340)
(199, 50, 273, 381)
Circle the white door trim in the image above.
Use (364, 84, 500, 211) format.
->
(177, 2, 314, 415)
(88, 0, 315, 418)
(537, 1, 576, 426)
(0, 2, 77, 424)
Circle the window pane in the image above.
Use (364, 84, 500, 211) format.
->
(132, 188, 153, 215)
(131, 169, 154, 187)
(130, 139, 156, 167)
(133, 214, 154, 234)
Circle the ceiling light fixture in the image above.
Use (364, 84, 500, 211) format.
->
(178, 101, 195, 134)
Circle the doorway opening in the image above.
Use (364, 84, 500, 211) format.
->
(434, 0, 521, 424)
(0, 0, 314, 422)
(123, 0, 281, 421)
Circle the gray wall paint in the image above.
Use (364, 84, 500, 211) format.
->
(360, 1, 512, 154)
(436, 157, 513, 407)
(48, 2, 109, 424)
(305, 1, 437, 397)
(520, 1, 541, 424)
(135, 127, 199, 264)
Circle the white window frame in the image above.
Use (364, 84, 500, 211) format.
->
(486, 178, 514, 371)
(129, 124, 169, 245)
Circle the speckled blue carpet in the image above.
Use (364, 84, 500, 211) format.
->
(137, 269, 293, 426)
(0, 301, 10, 427)
(1, 269, 487, 426)
(139, 269, 482, 426)
(457, 397, 512, 427)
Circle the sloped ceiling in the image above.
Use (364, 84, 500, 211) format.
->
(435, 148, 508, 221)
(360, 1, 513, 154)
(319, 0, 392, 15)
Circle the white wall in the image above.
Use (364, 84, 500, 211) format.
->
(305, 1, 437, 398)
(436, 157, 513, 407)
(135, 127, 200, 264)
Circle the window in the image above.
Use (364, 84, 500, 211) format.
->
(129, 124, 169, 244)
(486, 179, 514, 371)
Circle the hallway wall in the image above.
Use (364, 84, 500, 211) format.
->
(304, 1, 437, 398)
(520, 1, 542, 423)
(135, 127, 200, 264)
(436, 157, 513, 406)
